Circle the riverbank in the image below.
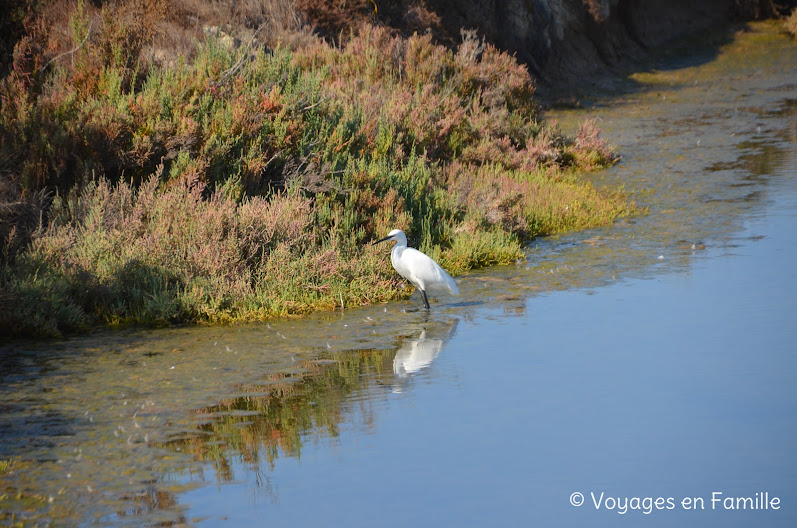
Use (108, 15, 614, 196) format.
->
(0, 17, 794, 525)
(0, 2, 633, 337)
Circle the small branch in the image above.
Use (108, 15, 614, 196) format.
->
(302, 98, 326, 112)
(39, 22, 93, 74)
(219, 23, 266, 83)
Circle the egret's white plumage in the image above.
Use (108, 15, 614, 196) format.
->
(373, 229, 458, 309)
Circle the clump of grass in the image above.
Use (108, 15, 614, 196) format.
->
(0, 458, 14, 475)
(1, 174, 404, 336)
(785, 8, 797, 38)
(0, 2, 636, 337)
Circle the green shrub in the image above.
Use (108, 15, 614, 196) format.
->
(0, 2, 635, 336)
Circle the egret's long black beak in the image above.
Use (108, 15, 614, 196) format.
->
(372, 235, 392, 246)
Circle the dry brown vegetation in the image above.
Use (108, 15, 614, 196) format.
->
(785, 7, 797, 36)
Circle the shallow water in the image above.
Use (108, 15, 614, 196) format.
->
(2, 21, 796, 527)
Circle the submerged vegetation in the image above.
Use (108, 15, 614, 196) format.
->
(0, 0, 633, 337)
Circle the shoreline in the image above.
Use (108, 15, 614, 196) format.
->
(3, 2, 792, 338)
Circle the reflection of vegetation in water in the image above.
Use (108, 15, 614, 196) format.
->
(162, 349, 397, 483)
(708, 142, 790, 196)
(0, 345, 400, 524)
(0, 311, 456, 526)
(116, 485, 187, 527)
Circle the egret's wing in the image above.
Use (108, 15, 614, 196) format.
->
(435, 266, 459, 295)
(402, 248, 459, 295)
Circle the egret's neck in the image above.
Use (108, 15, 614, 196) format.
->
(391, 241, 405, 257)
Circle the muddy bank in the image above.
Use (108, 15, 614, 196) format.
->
(301, 0, 794, 86)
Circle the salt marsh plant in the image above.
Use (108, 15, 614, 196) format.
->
(0, 2, 634, 336)
(785, 8, 797, 37)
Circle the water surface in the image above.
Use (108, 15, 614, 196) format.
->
(1, 21, 795, 527)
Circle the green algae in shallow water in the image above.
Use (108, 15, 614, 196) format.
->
(628, 22, 792, 92)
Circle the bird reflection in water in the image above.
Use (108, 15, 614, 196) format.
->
(391, 318, 458, 392)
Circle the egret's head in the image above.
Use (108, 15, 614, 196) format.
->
(372, 229, 407, 246)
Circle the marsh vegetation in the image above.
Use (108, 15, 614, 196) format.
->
(0, 0, 633, 336)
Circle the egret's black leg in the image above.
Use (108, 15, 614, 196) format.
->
(421, 289, 430, 309)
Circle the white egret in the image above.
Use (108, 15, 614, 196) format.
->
(372, 229, 459, 309)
